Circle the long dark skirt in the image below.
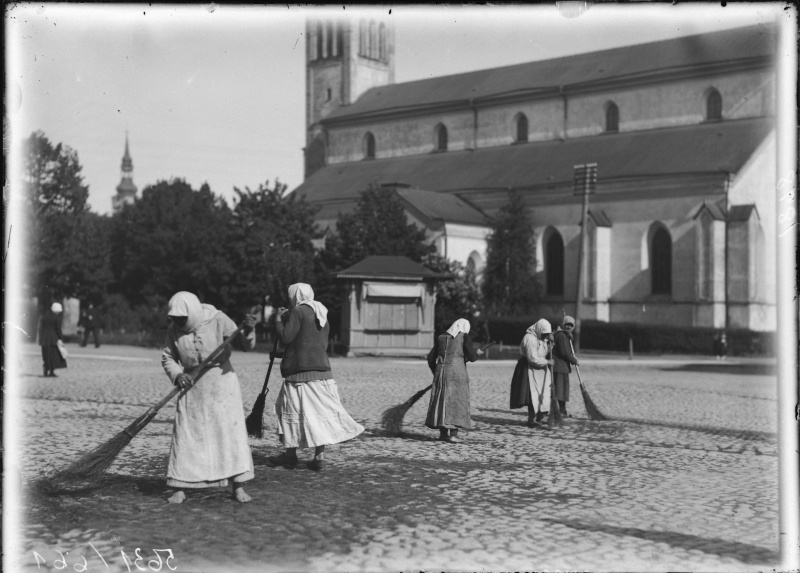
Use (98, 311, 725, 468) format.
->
(553, 372, 570, 401)
(41, 345, 67, 373)
(425, 364, 472, 430)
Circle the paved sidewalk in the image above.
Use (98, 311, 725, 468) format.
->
(6, 343, 781, 572)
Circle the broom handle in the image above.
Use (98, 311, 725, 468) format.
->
(149, 307, 262, 414)
(257, 348, 277, 397)
(569, 340, 585, 387)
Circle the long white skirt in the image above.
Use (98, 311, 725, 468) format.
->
(275, 379, 365, 448)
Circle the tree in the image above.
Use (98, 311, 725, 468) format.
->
(482, 192, 541, 315)
(421, 253, 482, 336)
(22, 131, 89, 216)
(227, 180, 320, 309)
(110, 179, 235, 312)
(21, 132, 110, 305)
(316, 186, 436, 332)
(319, 185, 435, 273)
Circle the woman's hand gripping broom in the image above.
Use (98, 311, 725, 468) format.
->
(380, 342, 496, 436)
(54, 307, 261, 482)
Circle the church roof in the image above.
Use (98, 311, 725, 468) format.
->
(395, 187, 489, 226)
(324, 24, 774, 123)
(294, 117, 773, 208)
(335, 256, 441, 281)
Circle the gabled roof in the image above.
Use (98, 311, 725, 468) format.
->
(294, 117, 773, 205)
(693, 201, 728, 221)
(588, 210, 612, 228)
(395, 187, 490, 226)
(324, 24, 775, 123)
(335, 256, 441, 281)
(728, 204, 759, 221)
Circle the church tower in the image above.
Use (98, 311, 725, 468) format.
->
(304, 16, 395, 177)
(112, 133, 138, 213)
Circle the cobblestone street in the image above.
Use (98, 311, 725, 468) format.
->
(6, 344, 780, 572)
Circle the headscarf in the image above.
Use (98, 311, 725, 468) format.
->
(51, 302, 63, 313)
(526, 318, 552, 338)
(562, 315, 575, 328)
(288, 283, 328, 327)
(167, 291, 215, 333)
(446, 318, 471, 338)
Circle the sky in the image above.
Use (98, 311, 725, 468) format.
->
(5, 2, 790, 215)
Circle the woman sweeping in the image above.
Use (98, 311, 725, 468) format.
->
(552, 315, 580, 417)
(161, 292, 258, 504)
(425, 318, 483, 443)
(269, 283, 364, 471)
(39, 302, 67, 377)
(520, 318, 560, 429)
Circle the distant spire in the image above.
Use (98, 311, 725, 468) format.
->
(121, 131, 133, 172)
(113, 132, 137, 213)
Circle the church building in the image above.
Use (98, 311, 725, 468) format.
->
(112, 133, 138, 213)
(292, 18, 778, 332)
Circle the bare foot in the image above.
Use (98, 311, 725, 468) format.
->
(232, 487, 251, 503)
(167, 490, 186, 504)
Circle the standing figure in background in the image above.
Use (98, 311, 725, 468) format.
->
(39, 302, 67, 377)
(425, 318, 483, 443)
(552, 315, 580, 418)
(78, 303, 101, 348)
(269, 283, 364, 471)
(161, 291, 258, 504)
(261, 295, 275, 345)
(714, 331, 728, 360)
(520, 319, 559, 429)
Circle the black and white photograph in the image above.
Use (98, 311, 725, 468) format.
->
(4, 3, 798, 572)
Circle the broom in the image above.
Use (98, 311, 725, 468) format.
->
(571, 341, 609, 421)
(380, 341, 496, 435)
(245, 343, 280, 438)
(54, 309, 260, 482)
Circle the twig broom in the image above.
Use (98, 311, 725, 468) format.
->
(570, 340, 609, 421)
(380, 341, 496, 435)
(245, 344, 279, 438)
(54, 313, 259, 482)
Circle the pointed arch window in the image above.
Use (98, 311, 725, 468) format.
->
(368, 21, 377, 58)
(706, 88, 722, 121)
(379, 23, 387, 60)
(605, 102, 619, 132)
(316, 22, 324, 60)
(434, 124, 448, 151)
(651, 227, 672, 295)
(546, 231, 565, 296)
(516, 113, 529, 143)
(326, 22, 334, 58)
(364, 132, 376, 159)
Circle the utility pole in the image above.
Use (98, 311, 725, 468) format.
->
(572, 163, 597, 352)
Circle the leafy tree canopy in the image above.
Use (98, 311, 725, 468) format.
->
(228, 180, 320, 309)
(23, 131, 89, 216)
(110, 179, 235, 311)
(482, 192, 541, 315)
(421, 253, 482, 336)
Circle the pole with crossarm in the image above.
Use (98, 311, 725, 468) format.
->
(572, 163, 597, 352)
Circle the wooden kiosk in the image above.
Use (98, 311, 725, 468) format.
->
(335, 256, 441, 357)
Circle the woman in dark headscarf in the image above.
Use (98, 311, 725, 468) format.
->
(552, 315, 580, 417)
(39, 302, 67, 377)
(269, 283, 364, 471)
(553, 316, 578, 418)
(161, 292, 258, 504)
(425, 318, 483, 443)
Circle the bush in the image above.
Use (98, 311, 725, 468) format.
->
(486, 316, 775, 357)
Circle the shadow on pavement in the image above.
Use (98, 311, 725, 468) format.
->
(658, 363, 775, 376)
(540, 517, 778, 564)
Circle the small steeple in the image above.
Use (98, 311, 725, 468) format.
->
(112, 132, 138, 213)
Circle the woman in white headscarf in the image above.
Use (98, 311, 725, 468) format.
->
(425, 318, 484, 443)
(520, 318, 559, 429)
(269, 283, 364, 471)
(161, 291, 258, 504)
(39, 302, 66, 377)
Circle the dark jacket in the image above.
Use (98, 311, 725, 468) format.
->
(275, 305, 332, 378)
(552, 329, 579, 374)
(39, 312, 63, 346)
